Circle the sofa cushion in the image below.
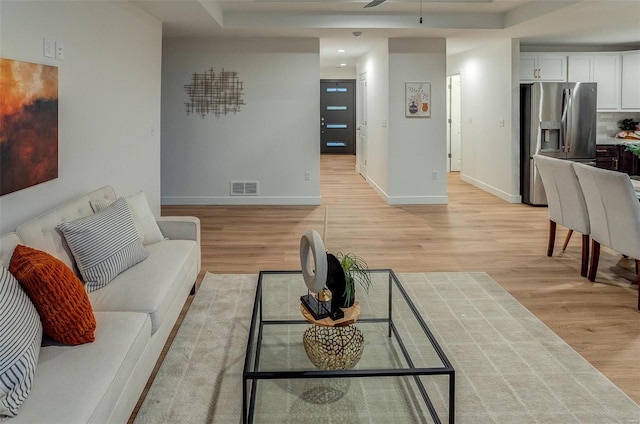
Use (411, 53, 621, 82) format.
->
(10, 311, 151, 424)
(90, 191, 165, 246)
(57, 197, 148, 293)
(9, 245, 96, 345)
(16, 186, 117, 273)
(0, 266, 42, 418)
(88, 239, 198, 334)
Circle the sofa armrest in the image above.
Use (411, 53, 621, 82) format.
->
(156, 216, 200, 243)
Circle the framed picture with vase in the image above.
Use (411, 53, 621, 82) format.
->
(405, 82, 430, 118)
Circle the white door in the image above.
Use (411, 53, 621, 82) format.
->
(449, 75, 462, 172)
(357, 72, 367, 177)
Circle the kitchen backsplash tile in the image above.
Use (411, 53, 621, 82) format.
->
(597, 112, 640, 138)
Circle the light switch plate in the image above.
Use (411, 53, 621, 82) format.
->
(44, 38, 54, 58)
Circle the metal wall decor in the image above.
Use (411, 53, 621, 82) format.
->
(184, 68, 245, 118)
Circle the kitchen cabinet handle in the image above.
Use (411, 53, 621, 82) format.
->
(613, 158, 619, 170)
(597, 149, 608, 153)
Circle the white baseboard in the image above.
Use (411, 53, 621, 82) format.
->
(366, 177, 448, 205)
(388, 195, 449, 205)
(366, 177, 389, 203)
(161, 196, 322, 205)
(460, 174, 521, 203)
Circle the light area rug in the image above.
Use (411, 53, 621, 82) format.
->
(133, 272, 640, 424)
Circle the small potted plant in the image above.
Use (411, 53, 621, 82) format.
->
(616, 118, 640, 141)
(618, 118, 639, 131)
(336, 252, 371, 308)
(323, 251, 372, 316)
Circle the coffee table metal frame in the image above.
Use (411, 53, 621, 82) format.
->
(242, 269, 455, 423)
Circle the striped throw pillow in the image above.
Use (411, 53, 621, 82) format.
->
(0, 266, 42, 418)
(90, 191, 165, 246)
(57, 197, 149, 292)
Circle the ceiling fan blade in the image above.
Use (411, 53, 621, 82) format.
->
(364, 0, 386, 8)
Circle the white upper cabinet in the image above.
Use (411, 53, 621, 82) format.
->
(520, 54, 566, 82)
(520, 55, 538, 81)
(593, 54, 622, 110)
(522, 50, 639, 111)
(568, 55, 593, 82)
(621, 51, 640, 110)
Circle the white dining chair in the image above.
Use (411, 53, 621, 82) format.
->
(533, 155, 590, 277)
(573, 162, 640, 309)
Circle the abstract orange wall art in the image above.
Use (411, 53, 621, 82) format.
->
(1, 58, 58, 196)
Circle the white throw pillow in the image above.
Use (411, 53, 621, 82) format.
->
(91, 191, 164, 246)
(58, 197, 149, 292)
(0, 266, 43, 418)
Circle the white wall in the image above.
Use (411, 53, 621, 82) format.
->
(161, 38, 321, 205)
(357, 41, 390, 197)
(320, 66, 356, 80)
(448, 39, 520, 203)
(0, 1, 162, 234)
(356, 38, 447, 204)
(388, 38, 447, 204)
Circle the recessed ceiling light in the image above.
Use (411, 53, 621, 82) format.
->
(340, 63, 347, 67)
(338, 49, 346, 53)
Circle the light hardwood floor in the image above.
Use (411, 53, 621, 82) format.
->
(163, 154, 640, 404)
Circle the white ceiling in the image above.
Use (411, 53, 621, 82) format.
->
(132, 0, 640, 67)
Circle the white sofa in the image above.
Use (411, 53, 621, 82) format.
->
(0, 186, 201, 423)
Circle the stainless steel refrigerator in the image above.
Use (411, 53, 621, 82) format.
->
(520, 82, 597, 205)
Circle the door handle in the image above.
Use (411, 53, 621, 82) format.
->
(560, 88, 570, 152)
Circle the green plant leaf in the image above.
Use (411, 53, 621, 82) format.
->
(618, 118, 639, 131)
(336, 252, 372, 306)
(625, 143, 640, 158)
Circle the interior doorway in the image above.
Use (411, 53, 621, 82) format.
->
(357, 72, 367, 177)
(320, 79, 356, 154)
(447, 74, 462, 172)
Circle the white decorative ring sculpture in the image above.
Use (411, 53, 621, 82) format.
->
(300, 230, 327, 293)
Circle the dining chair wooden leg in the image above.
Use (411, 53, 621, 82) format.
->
(588, 240, 600, 282)
(547, 220, 556, 257)
(562, 229, 573, 252)
(580, 234, 589, 278)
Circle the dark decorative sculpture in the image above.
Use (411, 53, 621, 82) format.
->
(325, 253, 347, 318)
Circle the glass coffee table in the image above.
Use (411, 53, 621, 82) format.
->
(243, 270, 455, 424)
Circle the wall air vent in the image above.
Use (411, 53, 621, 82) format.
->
(230, 181, 259, 196)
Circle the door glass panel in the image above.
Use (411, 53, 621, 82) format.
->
(327, 106, 348, 111)
(326, 124, 347, 129)
(326, 142, 347, 147)
(326, 88, 348, 93)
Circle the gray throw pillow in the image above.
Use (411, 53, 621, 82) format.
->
(57, 197, 149, 292)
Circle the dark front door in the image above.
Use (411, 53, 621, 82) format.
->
(320, 80, 355, 154)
